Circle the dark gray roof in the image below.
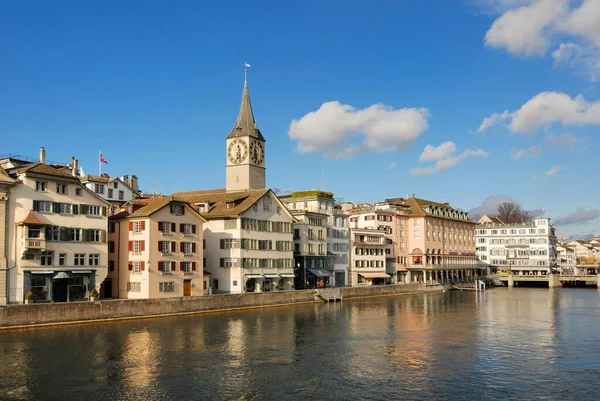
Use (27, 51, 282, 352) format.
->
(226, 82, 265, 141)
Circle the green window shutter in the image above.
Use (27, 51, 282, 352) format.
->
(101, 229, 107, 243)
(220, 239, 224, 249)
(219, 258, 224, 267)
(72, 204, 79, 215)
(83, 229, 90, 242)
(33, 200, 39, 211)
(59, 227, 69, 242)
(82, 205, 89, 215)
(52, 202, 59, 213)
(102, 206, 107, 216)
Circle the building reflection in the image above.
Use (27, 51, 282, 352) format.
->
(122, 328, 158, 389)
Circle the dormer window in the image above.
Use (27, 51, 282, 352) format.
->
(170, 204, 184, 216)
(226, 202, 235, 209)
(35, 181, 47, 192)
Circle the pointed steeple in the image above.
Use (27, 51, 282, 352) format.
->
(227, 81, 265, 141)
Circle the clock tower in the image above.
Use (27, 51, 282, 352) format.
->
(225, 80, 266, 192)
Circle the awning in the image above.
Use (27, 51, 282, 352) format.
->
(72, 270, 92, 274)
(308, 269, 331, 277)
(245, 274, 263, 278)
(263, 274, 279, 278)
(53, 272, 71, 280)
(358, 272, 390, 279)
(280, 274, 295, 278)
(30, 271, 54, 274)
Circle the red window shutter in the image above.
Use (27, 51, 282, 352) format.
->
(128, 221, 133, 231)
(171, 241, 176, 252)
(192, 224, 197, 234)
(180, 262, 184, 271)
(171, 261, 176, 271)
(192, 242, 196, 253)
(128, 262, 133, 271)
(180, 223, 184, 233)
(140, 241, 145, 252)
(192, 262, 197, 271)
(158, 222, 162, 231)
(140, 261, 145, 271)
(158, 241, 162, 251)
(141, 221, 146, 230)
(180, 242, 184, 252)
(171, 222, 176, 232)
(128, 241, 133, 252)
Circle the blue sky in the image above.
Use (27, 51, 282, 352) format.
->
(1, 0, 599, 238)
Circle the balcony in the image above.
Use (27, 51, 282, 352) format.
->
(22, 237, 46, 250)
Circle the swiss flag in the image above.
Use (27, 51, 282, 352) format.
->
(100, 153, 108, 164)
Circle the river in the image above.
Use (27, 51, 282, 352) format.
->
(1, 288, 599, 400)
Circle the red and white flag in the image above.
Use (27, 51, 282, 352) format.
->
(100, 153, 108, 164)
(541, 206, 546, 214)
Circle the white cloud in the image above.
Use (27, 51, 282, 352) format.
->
(478, 91, 600, 133)
(554, 208, 600, 225)
(419, 141, 457, 162)
(510, 145, 542, 159)
(482, 0, 600, 80)
(410, 145, 490, 176)
(545, 164, 562, 176)
(477, 110, 511, 132)
(388, 162, 397, 170)
(288, 101, 429, 159)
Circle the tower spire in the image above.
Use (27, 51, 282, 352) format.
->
(227, 67, 265, 141)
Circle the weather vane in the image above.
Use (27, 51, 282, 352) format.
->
(244, 62, 251, 83)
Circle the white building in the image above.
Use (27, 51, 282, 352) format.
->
(349, 228, 388, 286)
(476, 218, 558, 276)
(279, 191, 350, 288)
(172, 79, 295, 294)
(1, 148, 110, 303)
(557, 244, 576, 274)
(81, 174, 138, 215)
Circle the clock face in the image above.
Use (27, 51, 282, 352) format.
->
(228, 139, 248, 164)
(250, 140, 264, 165)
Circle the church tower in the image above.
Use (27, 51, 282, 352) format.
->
(225, 80, 266, 192)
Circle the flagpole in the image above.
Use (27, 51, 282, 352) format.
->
(99, 150, 101, 176)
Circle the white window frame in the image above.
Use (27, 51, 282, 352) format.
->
(133, 261, 142, 273)
(38, 201, 52, 213)
(94, 184, 104, 194)
(159, 282, 175, 292)
(90, 229, 101, 242)
(88, 254, 100, 266)
(159, 261, 170, 273)
(36, 181, 47, 192)
(160, 241, 171, 254)
(183, 242, 192, 255)
(127, 282, 141, 292)
(133, 241, 142, 253)
(56, 183, 68, 194)
(74, 253, 85, 266)
(88, 205, 101, 216)
(133, 221, 142, 233)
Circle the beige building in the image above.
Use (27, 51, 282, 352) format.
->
(2, 149, 110, 303)
(402, 196, 479, 284)
(0, 166, 16, 304)
(81, 174, 139, 215)
(107, 197, 207, 299)
(349, 228, 388, 286)
(174, 189, 295, 293)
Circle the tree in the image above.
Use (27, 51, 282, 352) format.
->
(494, 202, 532, 224)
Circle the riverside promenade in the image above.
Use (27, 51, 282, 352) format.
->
(0, 283, 448, 330)
(498, 273, 600, 288)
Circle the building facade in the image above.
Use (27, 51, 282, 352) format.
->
(2, 149, 110, 303)
(557, 244, 576, 274)
(81, 174, 138, 215)
(476, 217, 558, 276)
(0, 166, 16, 305)
(107, 197, 206, 299)
(349, 228, 388, 286)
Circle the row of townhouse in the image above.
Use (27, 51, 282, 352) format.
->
(0, 78, 487, 303)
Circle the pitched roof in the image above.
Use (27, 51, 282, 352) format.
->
(203, 270, 212, 276)
(403, 196, 474, 223)
(173, 188, 270, 219)
(109, 196, 207, 221)
(81, 175, 115, 184)
(17, 211, 50, 226)
(0, 165, 15, 184)
(18, 163, 79, 181)
(226, 82, 265, 141)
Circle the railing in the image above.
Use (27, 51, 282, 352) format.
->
(22, 238, 46, 249)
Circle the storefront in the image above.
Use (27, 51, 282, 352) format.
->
(308, 269, 331, 288)
(24, 270, 96, 303)
(357, 272, 390, 286)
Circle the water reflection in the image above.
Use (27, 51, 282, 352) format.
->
(1, 289, 599, 400)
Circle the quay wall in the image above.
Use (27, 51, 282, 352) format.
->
(0, 283, 438, 329)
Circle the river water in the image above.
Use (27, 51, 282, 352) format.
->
(1, 288, 599, 400)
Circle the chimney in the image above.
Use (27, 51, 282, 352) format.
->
(71, 156, 78, 176)
(39, 147, 46, 164)
(130, 175, 139, 192)
(122, 175, 129, 186)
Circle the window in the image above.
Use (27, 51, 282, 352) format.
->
(127, 282, 141, 292)
(46, 226, 60, 241)
(108, 241, 115, 253)
(36, 181, 47, 192)
(94, 184, 104, 194)
(113, 182, 118, 189)
(108, 189, 113, 198)
(70, 228, 82, 242)
(89, 254, 100, 266)
(413, 230, 421, 240)
(181, 224, 195, 235)
(414, 220, 421, 228)
(538, 229, 546, 234)
(160, 241, 171, 254)
(41, 251, 53, 266)
(133, 261, 142, 273)
(119, 190, 124, 200)
(75, 188, 82, 196)
(58, 253, 66, 266)
(89, 229, 101, 242)
(108, 222, 116, 233)
(74, 254, 85, 266)
(86, 205, 101, 216)
(170, 204, 184, 216)
(181, 261, 191, 273)
(56, 183, 68, 194)
(159, 261, 170, 273)
(33, 200, 52, 213)
(159, 222, 171, 234)
(263, 196, 272, 211)
(133, 241, 142, 253)
(57, 203, 72, 214)
(159, 282, 175, 292)
(182, 242, 192, 255)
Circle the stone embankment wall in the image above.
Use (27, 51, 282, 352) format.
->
(0, 283, 440, 329)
